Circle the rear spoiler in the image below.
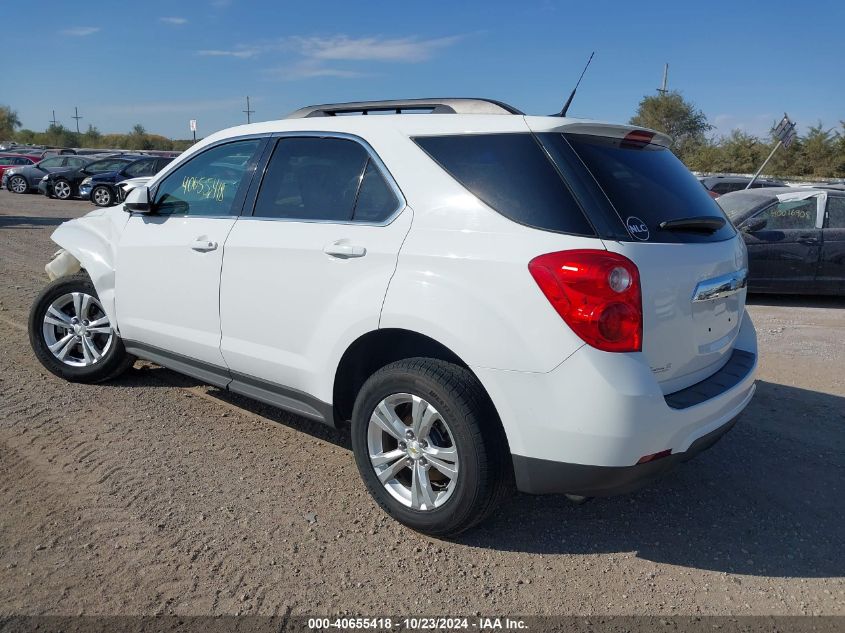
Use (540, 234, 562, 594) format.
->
(524, 117, 673, 149)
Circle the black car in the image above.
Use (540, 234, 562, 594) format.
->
(718, 187, 845, 295)
(80, 156, 174, 207)
(699, 175, 785, 198)
(39, 155, 141, 200)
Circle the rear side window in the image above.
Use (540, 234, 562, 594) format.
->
(560, 133, 736, 243)
(124, 159, 156, 178)
(414, 134, 594, 236)
(827, 197, 845, 229)
(254, 137, 398, 223)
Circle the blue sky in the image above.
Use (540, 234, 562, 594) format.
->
(7, 0, 844, 140)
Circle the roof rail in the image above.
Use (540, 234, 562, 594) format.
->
(286, 98, 523, 119)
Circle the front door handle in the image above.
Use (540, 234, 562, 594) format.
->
(191, 238, 218, 252)
(323, 241, 366, 259)
(797, 237, 818, 245)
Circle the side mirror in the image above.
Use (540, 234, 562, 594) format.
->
(123, 185, 153, 214)
(741, 216, 767, 233)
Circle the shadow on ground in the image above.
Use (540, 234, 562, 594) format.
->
(747, 293, 845, 309)
(0, 215, 73, 228)
(117, 365, 844, 579)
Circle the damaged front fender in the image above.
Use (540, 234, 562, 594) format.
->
(47, 207, 130, 327)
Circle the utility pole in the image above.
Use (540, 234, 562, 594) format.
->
(657, 63, 669, 95)
(49, 110, 58, 128)
(72, 106, 83, 133)
(243, 96, 255, 124)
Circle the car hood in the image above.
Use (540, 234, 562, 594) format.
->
(88, 171, 120, 183)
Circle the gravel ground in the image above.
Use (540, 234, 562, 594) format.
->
(0, 190, 843, 617)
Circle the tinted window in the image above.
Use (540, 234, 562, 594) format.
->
(13, 157, 32, 165)
(87, 159, 129, 173)
(561, 133, 735, 243)
(254, 137, 369, 221)
(38, 158, 64, 169)
(154, 140, 261, 216)
(825, 196, 845, 229)
(414, 134, 593, 235)
(756, 199, 817, 230)
(124, 159, 156, 178)
(353, 160, 400, 222)
(712, 182, 743, 194)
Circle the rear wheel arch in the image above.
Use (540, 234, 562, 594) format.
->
(332, 329, 507, 445)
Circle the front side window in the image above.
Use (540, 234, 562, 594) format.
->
(826, 196, 845, 229)
(124, 159, 156, 178)
(254, 137, 371, 222)
(756, 198, 817, 230)
(87, 159, 125, 173)
(154, 139, 261, 216)
(38, 158, 64, 169)
(0, 158, 12, 166)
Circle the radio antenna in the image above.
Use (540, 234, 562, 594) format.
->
(558, 51, 595, 117)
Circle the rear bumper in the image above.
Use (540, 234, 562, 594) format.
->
(474, 310, 757, 494)
(512, 412, 741, 495)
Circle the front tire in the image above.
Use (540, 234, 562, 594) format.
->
(53, 178, 73, 200)
(9, 175, 28, 194)
(351, 358, 510, 537)
(91, 185, 113, 207)
(29, 276, 134, 383)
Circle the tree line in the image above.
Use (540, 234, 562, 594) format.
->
(630, 92, 845, 179)
(1, 106, 194, 152)
(3, 98, 845, 178)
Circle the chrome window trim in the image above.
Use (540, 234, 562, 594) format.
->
(244, 131, 407, 227)
(691, 268, 748, 303)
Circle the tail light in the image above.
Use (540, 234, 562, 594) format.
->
(528, 250, 642, 353)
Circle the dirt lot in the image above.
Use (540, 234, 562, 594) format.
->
(0, 189, 843, 617)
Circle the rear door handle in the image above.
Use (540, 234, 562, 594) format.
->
(191, 238, 218, 252)
(797, 237, 818, 245)
(323, 241, 366, 258)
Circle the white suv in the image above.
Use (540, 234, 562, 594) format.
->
(28, 98, 757, 536)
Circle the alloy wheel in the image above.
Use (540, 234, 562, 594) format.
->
(42, 292, 113, 367)
(10, 176, 27, 193)
(54, 180, 71, 200)
(93, 187, 112, 206)
(367, 393, 459, 511)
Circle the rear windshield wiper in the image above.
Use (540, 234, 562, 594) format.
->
(658, 216, 726, 233)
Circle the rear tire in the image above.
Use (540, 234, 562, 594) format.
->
(351, 358, 510, 537)
(29, 276, 135, 383)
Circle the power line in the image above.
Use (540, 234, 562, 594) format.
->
(72, 106, 83, 133)
(49, 110, 58, 128)
(243, 96, 255, 124)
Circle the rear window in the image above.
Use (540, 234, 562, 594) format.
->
(560, 133, 735, 243)
(413, 134, 594, 236)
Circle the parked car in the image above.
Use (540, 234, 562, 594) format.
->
(115, 176, 153, 202)
(0, 153, 39, 181)
(29, 97, 757, 536)
(718, 187, 845, 295)
(39, 155, 141, 200)
(699, 175, 784, 198)
(80, 156, 174, 206)
(4, 155, 93, 194)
